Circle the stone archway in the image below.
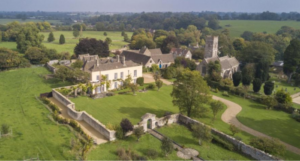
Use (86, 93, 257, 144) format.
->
(139, 113, 157, 132)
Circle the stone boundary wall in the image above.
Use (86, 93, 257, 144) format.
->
(177, 114, 280, 161)
(45, 62, 57, 73)
(52, 88, 116, 141)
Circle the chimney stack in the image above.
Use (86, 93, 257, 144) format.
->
(122, 56, 126, 66)
(117, 55, 120, 62)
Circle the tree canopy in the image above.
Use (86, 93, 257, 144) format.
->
(74, 38, 109, 58)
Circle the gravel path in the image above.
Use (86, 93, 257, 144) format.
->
(143, 73, 173, 85)
(213, 95, 300, 155)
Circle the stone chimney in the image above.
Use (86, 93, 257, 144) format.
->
(122, 56, 126, 66)
(117, 55, 120, 62)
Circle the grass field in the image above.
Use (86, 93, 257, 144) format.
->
(0, 31, 132, 54)
(157, 124, 251, 160)
(212, 92, 300, 153)
(71, 85, 179, 126)
(0, 19, 62, 25)
(219, 20, 300, 38)
(0, 67, 78, 160)
(87, 133, 180, 160)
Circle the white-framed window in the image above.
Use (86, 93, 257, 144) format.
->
(134, 79, 136, 84)
(106, 74, 109, 80)
(121, 72, 124, 79)
(114, 73, 118, 79)
(134, 70, 137, 77)
(96, 75, 100, 81)
(114, 82, 118, 88)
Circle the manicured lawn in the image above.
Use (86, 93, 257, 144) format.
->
(0, 19, 62, 25)
(87, 133, 180, 160)
(219, 20, 300, 38)
(0, 42, 18, 51)
(40, 31, 132, 54)
(212, 92, 300, 157)
(0, 67, 77, 160)
(157, 124, 251, 160)
(71, 85, 179, 126)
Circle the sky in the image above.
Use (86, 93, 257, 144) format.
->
(0, 0, 298, 13)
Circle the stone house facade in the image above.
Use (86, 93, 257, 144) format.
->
(79, 54, 142, 93)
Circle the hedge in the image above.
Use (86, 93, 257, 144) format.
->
(136, 77, 144, 86)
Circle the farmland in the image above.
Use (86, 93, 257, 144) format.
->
(219, 20, 300, 38)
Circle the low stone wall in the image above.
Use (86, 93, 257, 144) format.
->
(45, 62, 57, 73)
(52, 88, 116, 141)
(177, 115, 280, 160)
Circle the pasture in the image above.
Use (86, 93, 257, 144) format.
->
(0, 67, 77, 160)
(219, 20, 300, 38)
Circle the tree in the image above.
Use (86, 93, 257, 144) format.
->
(130, 34, 156, 49)
(207, 61, 221, 82)
(208, 18, 219, 30)
(160, 137, 173, 156)
(129, 83, 139, 95)
(232, 38, 246, 51)
(160, 35, 180, 53)
(232, 72, 242, 87)
(54, 66, 73, 82)
(283, 39, 300, 82)
(25, 47, 45, 64)
(105, 37, 112, 45)
(210, 100, 225, 121)
(255, 61, 270, 82)
(133, 127, 144, 142)
(191, 124, 212, 145)
(103, 32, 107, 36)
(151, 64, 159, 73)
(16, 25, 44, 53)
(240, 31, 253, 41)
(229, 125, 240, 136)
(155, 79, 163, 91)
(171, 69, 211, 117)
(73, 29, 80, 38)
(275, 89, 292, 107)
(74, 38, 109, 58)
(120, 118, 133, 135)
(71, 60, 83, 69)
(59, 34, 65, 44)
(123, 33, 130, 42)
(0, 48, 29, 70)
(250, 137, 286, 155)
(47, 31, 55, 42)
(264, 81, 274, 95)
(239, 42, 275, 65)
(252, 78, 262, 93)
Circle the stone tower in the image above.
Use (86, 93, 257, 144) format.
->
(204, 36, 218, 58)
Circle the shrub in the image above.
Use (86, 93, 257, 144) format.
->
(252, 78, 262, 93)
(106, 123, 117, 130)
(229, 124, 240, 136)
(147, 149, 158, 159)
(222, 91, 229, 97)
(161, 137, 174, 156)
(115, 126, 124, 139)
(118, 91, 130, 95)
(249, 137, 286, 155)
(136, 77, 144, 86)
(147, 83, 156, 90)
(1, 124, 10, 134)
(120, 119, 133, 135)
(264, 81, 274, 95)
(212, 135, 235, 151)
(133, 127, 144, 141)
(106, 92, 115, 97)
(215, 88, 219, 93)
(41, 96, 50, 104)
(48, 103, 60, 113)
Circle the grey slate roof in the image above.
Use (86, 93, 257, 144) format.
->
(204, 55, 239, 71)
(170, 48, 190, 57)
(273, 61, 284, 67)
(122, 50, 151, 65)
(81, 54, 141, 72)
(152, 54, 174, 63)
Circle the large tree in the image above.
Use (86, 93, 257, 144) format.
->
(252, 78, 262, 93)
(0, 47, 30, 69)
(239, 41, 276, 65)
(59, 34, 65, 44)
(171, 69, 211, 117)
(283, 39, 300, 82)
(74, 38, 109, 57)
(16, 25, 44, 53)
(160, 35, 180, 53)
(25, 47, 45, 64)
(232, 72, 242, 87)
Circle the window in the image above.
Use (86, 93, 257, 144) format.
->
(114, 82, 118, 88)
(134, 70, 137, 77)
(150, 60, 152, 63)
(134, 79, 136, 84)
(96, 75, 100, 81)
(120, 72, 124, 79)
(114, 73, 118, 79)
(106, 74, 109, 80)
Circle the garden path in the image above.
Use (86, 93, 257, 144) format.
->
(213, 95, 300, 155)
(291, 92, 300, 104)
(143, 73, 173, 85)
